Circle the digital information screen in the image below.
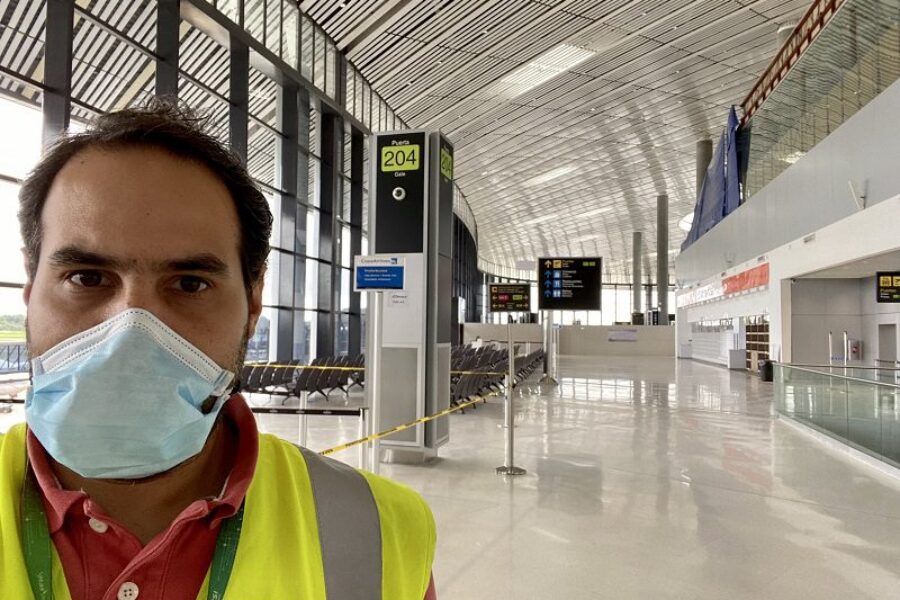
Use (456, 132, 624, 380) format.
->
(876, 271, 900, 303)
(537, 257, 602, 311)
(489, 283, 531, 312)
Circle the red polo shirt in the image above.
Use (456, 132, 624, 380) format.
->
(27, 395, 437, 600)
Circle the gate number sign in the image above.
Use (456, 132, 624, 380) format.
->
(381, 144, 420, 172)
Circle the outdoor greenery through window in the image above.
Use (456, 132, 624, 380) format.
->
(0, 95, 41, 372)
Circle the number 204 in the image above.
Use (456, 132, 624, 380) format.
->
(382, 146, 419, 171)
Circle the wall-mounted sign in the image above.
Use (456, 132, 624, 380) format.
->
(489, 283, 531, 312)
(677, 262, 770, 308)
(876, 271, 900, 303)
(537, 257, 602, 310)
(353, 255, 405, 292)
(723, 263, 769, 295)
(608, 329, 638, 342)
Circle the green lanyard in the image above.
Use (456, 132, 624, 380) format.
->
(21, 464, 245, 600)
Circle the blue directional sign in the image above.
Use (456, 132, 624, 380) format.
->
(354, 255, 406, 291)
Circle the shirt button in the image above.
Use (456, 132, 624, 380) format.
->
(117, 582, 139, 600)
(88, 518, 109, 534)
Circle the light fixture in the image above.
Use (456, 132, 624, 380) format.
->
(489, 44, 596, 99)
(523, 165, 578, 187)
(678, 212, 694, 232)
(522, 214, 557, 226)
(582, 206, 614, 217)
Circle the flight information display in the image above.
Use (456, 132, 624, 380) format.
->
(877, 272, 900, 303)
(537, 257, 602, 310)
(489, 284, 531, 312)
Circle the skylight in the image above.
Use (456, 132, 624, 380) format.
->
(522, 214, 558, 226)
(522, 165, 578, 187)
(490, 44, 596, 98)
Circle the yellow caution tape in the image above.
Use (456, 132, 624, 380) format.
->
(320, 391, 498, 456)
(246, 363, 507, 376)
(451, 370, 508, 376)
(245, 364, 352, 370)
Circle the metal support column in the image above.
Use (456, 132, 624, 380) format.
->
(348, 129, 364, 357)
(696, 139, 713, 198)
(229, 35, 250, 163)
(632, 232, 643, 322)
(317, 110, 342, 355)
(274, 85, 299, 363)
(43, 0, 74, 147)
(156, 0, 180, 98)
(367, 292, 383, 474)
(657, 194, 669, 322)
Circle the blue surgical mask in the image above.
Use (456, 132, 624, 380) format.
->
(26, 309, 235, 480)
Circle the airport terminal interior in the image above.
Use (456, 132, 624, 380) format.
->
(2, 0, 900, 597)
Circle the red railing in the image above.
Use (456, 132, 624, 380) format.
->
(740, 0, 847, 125)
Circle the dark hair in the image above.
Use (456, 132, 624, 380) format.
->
(18, 99, 272, 288)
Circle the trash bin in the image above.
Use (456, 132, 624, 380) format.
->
(759, 359, 773, 382)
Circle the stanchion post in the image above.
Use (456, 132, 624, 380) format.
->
(828, 331, 834, 367)
(539, 310, 558, 385)
(553, 319, 560, 379)
(496, 322, 526, 476)
(359, 406, 368, 469)
(298, 390, 309, 447)
(843, 330, 849, 369)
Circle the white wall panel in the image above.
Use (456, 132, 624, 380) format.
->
(558, 325, 675, 357)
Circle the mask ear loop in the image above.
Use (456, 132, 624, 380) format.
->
(200, 396, 219, 414)
(202, 371, 236, 413)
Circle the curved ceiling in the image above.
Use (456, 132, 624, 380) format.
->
(301, 0, 813, 280)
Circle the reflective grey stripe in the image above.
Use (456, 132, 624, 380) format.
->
(299, 447, 382, 600)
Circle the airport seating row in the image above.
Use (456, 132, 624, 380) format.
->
(241, 344, 543, 411)
(240, 354, 365, 400)
(450, 344, 544, 410)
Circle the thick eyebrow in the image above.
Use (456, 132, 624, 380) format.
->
(165, 254, 230, 276)
(47, 246, 229, 276)
(48, 246, 122, 269)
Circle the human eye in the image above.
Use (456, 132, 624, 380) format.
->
(65, 270, 111, 289)
(172, 275, 211, 294)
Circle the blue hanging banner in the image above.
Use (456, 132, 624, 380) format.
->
(682, 107, 741, 250)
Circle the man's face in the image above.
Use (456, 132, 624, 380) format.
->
(24, 146, 263, 374)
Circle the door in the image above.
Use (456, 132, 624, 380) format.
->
(878, 324, 897, 364)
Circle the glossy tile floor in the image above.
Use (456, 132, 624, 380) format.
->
(284, 357, 900, 599)
(4, 357, 900, 598)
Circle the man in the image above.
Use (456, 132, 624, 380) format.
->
(0, 102, 437, 600)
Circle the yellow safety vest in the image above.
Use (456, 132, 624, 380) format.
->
(0, 423, 436, 600)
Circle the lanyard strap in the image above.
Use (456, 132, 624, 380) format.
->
(22, 466, 52, 600)
(21, 466, 245, 600)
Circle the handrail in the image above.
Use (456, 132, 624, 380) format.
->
(740, 0, 846, 125)
(775, 363, 900, 390)
(784, 363, 900, 372)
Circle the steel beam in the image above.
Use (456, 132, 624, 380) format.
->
(229, 34, 250, 163)
(156, 0, 180, 97)
(43, 0, 74, 147)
